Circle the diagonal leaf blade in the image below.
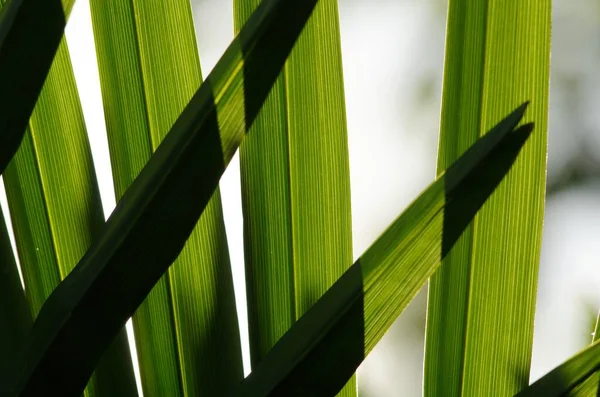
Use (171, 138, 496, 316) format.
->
(537, 312, 600, 397)
(0, 0, 319, 395)
(231, 104, 533, 396)
(515, 341, 600, 397)
(90, 0, 243, 394)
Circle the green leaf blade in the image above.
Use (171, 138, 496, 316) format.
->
(424, 1, 551, 396)
(516, 341, 600, 397)
(235, 0, 355, 395)
(234, 1, 293, 363)
(2, 37, 137, 397)
(89, 1, 242, 395)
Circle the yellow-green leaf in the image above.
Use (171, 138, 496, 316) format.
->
(424, 1, 550, 395)
(234, 0, 355, 395)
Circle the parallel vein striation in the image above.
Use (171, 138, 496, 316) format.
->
(234, 0, 355, 395)
(424, 1, 550, 396)
(89, 1, 243, 395)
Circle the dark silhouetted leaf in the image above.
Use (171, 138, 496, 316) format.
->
(0, 206, 30, 374)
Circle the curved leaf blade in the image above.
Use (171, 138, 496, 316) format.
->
(0, 0, 319, 395)
(231, 104, 533, 396)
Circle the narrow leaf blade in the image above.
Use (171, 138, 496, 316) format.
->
(424, 1, 551, 395)
(546, 311, 600, 396)
(516, 341, 600, 397)
(90, 0, 243, 394)
(234, 0, 355, 394)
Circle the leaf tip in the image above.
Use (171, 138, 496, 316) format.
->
(514, 100, 530, 119)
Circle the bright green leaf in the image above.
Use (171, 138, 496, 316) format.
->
(234, 0, 355, 395)
(231, 105, 533, 396)
(424, 1, 550, 395)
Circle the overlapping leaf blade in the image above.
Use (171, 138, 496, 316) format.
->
(231, 105, 534, 396)
(516, 341, 600, 397)
(0, 0, 75, 174)
(89, 0, 242, 395)
(536, 313, 600, 397)
(234, 0, 355, 395)
(0, 0, 319, 395)
(424, 1, 550, 396)
(2, 36, 138, 396)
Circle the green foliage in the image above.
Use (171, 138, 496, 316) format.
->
(519, 313, 600, 396)
(0, 0, 320, 395)
(2, 26, 137, 397)
(0, 0, 572, 396)
(516, 340, 600, 397)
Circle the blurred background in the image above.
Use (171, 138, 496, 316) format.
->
(2, 0, 598, 395)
